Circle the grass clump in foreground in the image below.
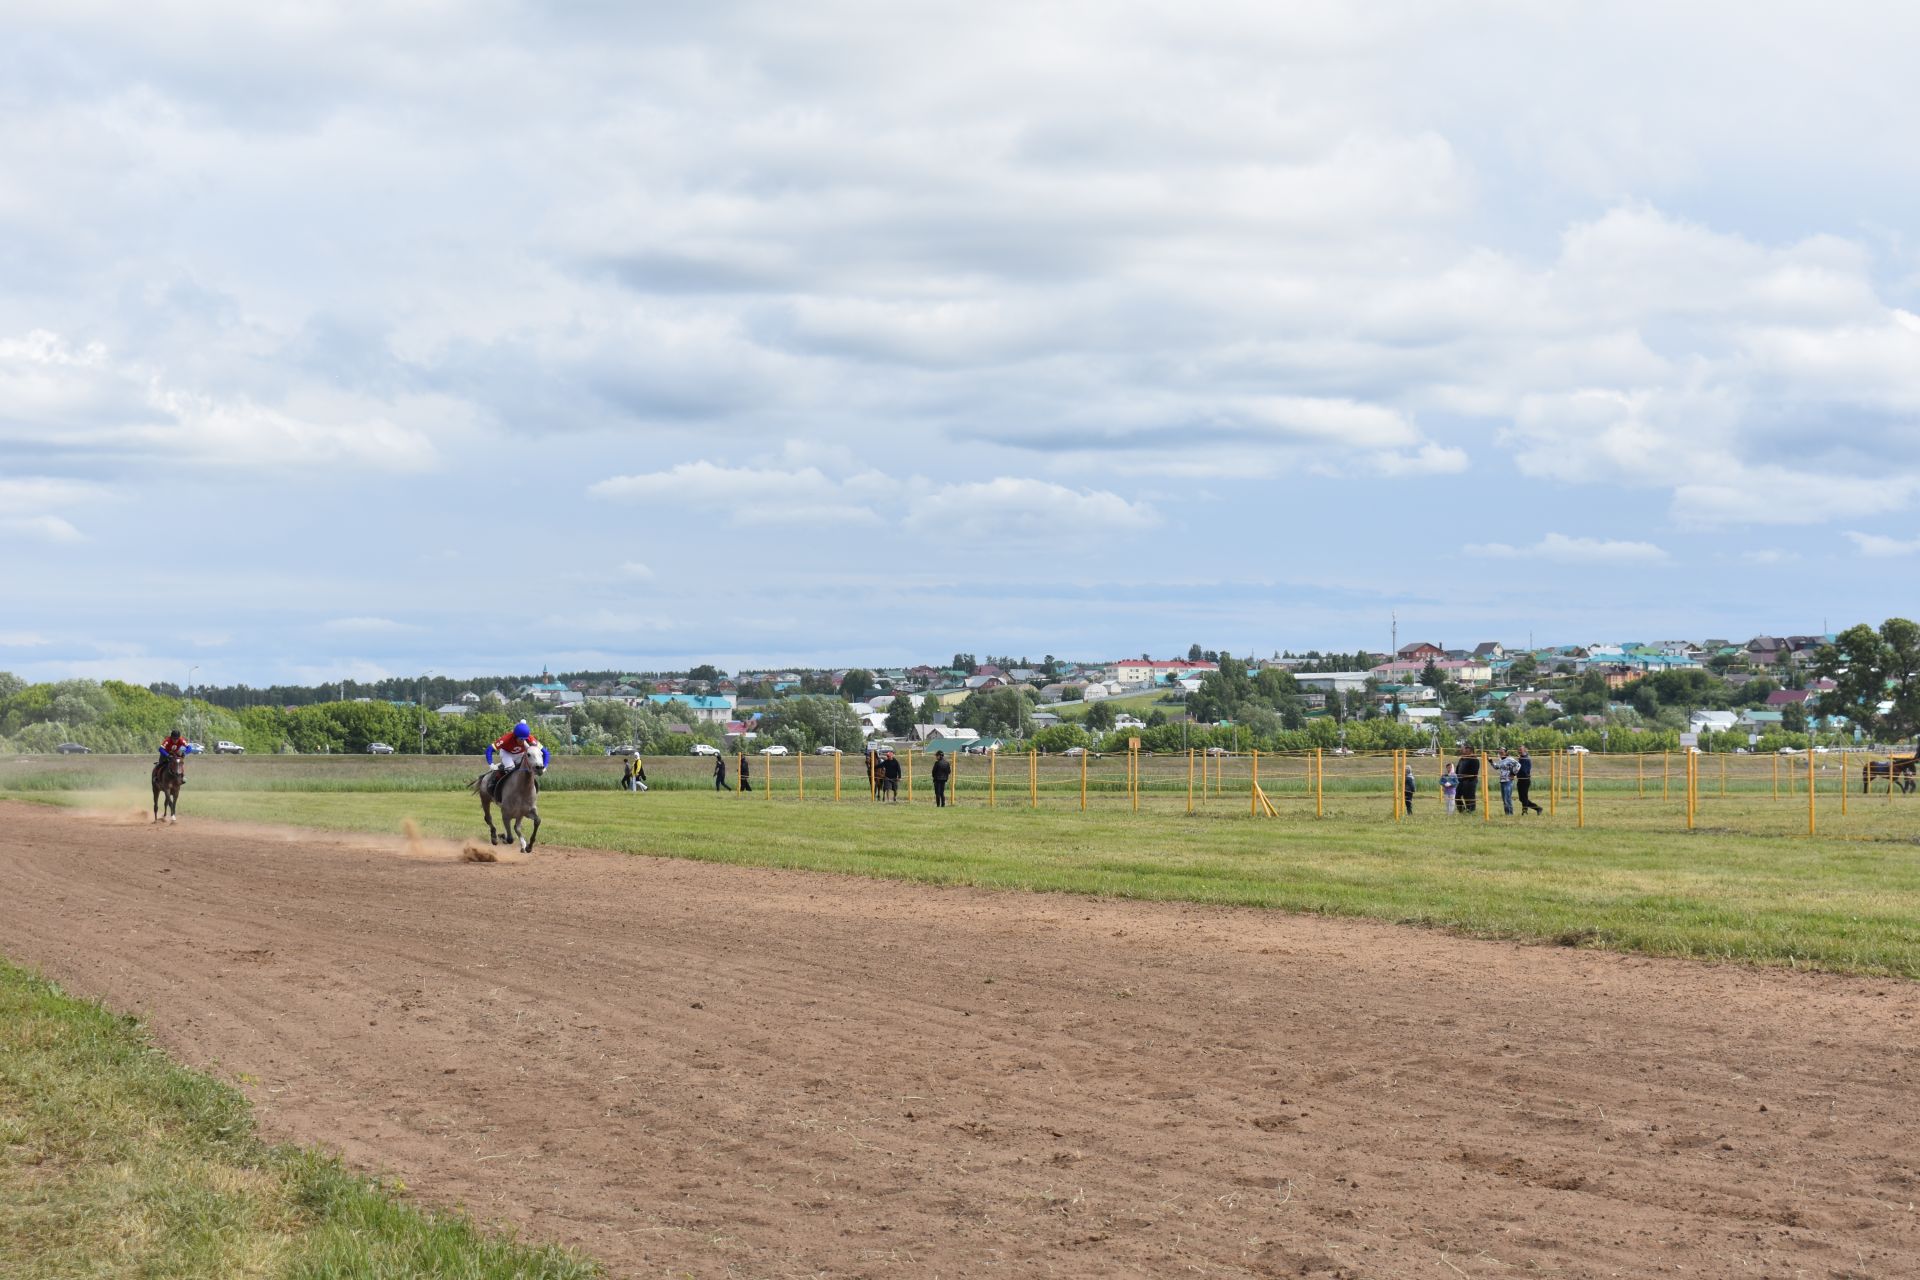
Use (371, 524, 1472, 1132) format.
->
(0, 960, 599, 1280)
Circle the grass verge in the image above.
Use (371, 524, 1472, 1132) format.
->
(0, 959, 599, 1280)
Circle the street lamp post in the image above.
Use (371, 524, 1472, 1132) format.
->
(418, 671, 434, 754)
(187, 665, 200, 746)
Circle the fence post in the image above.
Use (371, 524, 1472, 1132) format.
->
(1315, 748, 1324, 817)
(798, 752, 805, 801)
(1481, 753, 1491, 823)
(1251, 749, 1260, 817)
(1132, 748, 1140, 814)
(906, 748, 914, 803)
(1187, 748, 1194, 815)
(989, 749, 996, 808)
(1808, 746, 1816, 836)
(834, 751, 841, 801)
(1686, 751, 1695, 830)
(1577, 750, 1585, 828)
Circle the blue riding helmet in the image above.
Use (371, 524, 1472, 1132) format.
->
(514, 721, 531, 739)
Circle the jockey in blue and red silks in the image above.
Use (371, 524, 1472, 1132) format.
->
(486, 720, 546, 775)
(158, 729, 189, 768)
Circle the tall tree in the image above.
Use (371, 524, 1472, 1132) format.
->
(1813, 619, 1920, 742)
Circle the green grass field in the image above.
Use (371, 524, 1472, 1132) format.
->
(0, 960, 599, 1280)
(11, 750, 1917, 978)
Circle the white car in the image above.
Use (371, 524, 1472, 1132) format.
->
(1778, 746, 1800, 755)
(689, 743, 721, 756)
(759, 744, 790, 755)
(814, 745, 843, 755)
(366, 742, 396, 755)
(215, 740, 245, 754)
(1567, 745, 1590, 754)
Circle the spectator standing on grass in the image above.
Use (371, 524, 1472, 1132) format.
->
(1455, 748, 1479, 813)
(713, 754, 731, 791)
(882, 750, 902, 801)
(1496, 748, 1517, 815)
(1403, 761, 1416, 814)
(931, 750, 952, 807)
(1441, 763, 1458, 814)
(1516, 746, 1542, 815)
(738, 751, 752, 793)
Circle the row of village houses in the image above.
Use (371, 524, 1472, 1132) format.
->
(410, 633, 1841, 743)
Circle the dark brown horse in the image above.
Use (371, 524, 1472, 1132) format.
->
(152, 752, 184, 823)
(473, 761, 543, 852)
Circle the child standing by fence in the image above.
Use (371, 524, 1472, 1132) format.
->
(1441, 763, 1458, 814)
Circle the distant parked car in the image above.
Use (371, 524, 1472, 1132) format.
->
(55, 743, 91, 754)
(215, 740, 245, 754)
(759, 744, 791, 755)
(1204, 746, 1230, 757)
(1567, 745, 1590, 754)
(814, 745, 843, 754)
(1778, 746, 1800, 755)
(1062, 746, 1088, 756)
(367, 742, 396, 755)
(605, 744, 640, 756)
(689, 743, 721, 756)
(185, 742, 205, 754)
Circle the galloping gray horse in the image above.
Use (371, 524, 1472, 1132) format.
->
(152, 752, 185, 824)
(473, 761, 543, 852)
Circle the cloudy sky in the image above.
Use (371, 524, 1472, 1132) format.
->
(6, 2, 1919, 685)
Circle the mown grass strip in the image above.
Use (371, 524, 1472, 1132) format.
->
(0, 960, 599, 1280)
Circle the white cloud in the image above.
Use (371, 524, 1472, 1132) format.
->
(616, 561, 655, 580)
(906, 477, 1159, 541)
(322, 616, 413, 634)
(5, 515, 85, 543)
(1465, 533, 1669, 564)
(0, 631, 50, 647)
(1844, 530, 1920, 557)
(590, 461, 883, 525)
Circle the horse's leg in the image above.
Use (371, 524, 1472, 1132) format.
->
(523, 807, 539, 855)
(482, 796, 500, 845)
(153, 783, 160, 823)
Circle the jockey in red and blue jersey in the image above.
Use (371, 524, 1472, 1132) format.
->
(486, 720, 545, 772)
(159, 729, 189, 767)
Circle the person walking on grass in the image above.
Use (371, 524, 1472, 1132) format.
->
(882, 750, 902, 801)
(1517, 745, 1543, 815)
(632, 757, 648, 793)
(931, 750, 952, 807)
(738, 751, 751, 793)
(713, 754, 731, 791)
(1403, 760, 1416, 814)
(1441, 762, 1458, 814)
(1455, 748, 1479, 813)
(1496, 748, 1517, 815)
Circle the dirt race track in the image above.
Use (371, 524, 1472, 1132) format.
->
(3, 803, 1917, 1278)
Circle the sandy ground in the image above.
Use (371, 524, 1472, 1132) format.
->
(1, 802, 1916, 1278)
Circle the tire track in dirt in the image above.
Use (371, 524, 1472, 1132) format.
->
(2, 801, 1916, 1278)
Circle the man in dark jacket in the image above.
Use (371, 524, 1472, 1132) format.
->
(713, 754, 731, 791)
(882, 750, 902, 801)
(931, 751, 952, 807)
(1455, 749, 1480, 813)
(738, 751, 751, 792)
(1517, 746, 1544, 814)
